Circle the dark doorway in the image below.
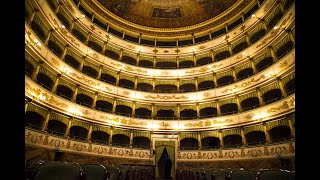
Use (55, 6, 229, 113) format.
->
(158, 148, 172, 179)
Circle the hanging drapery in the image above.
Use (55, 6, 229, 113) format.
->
(32, 15, 49, 36)
(96, 95, 113, 104)
(219, 97, 237, 106)
(266, 118, 289, 130)
(70, 118, 90, 130)
(135, 103, 152, 111)
(92, 124, 111, 134)
(73, 23, 88, 38)
(235, 62, 252, 74)
(105, 44, 121, 54)
(265, 5, 282, 25)
(199, 102, 217, 109)
(231, 36, 246, 49)
(38, 66, 57, 82)
(82, 60, 100, 72)
(248, 23, 265, 37)
(179, 79, 195, 86)
(213, 45, 229, 56)
(222, 128, 241, 137)
(198, 75, 213, 83)
(25, 53, 38, 69)
(78, 87, 95, 99)
(274, 35, 292, 54)
(180, 132, 198, 140)
(179, 104, 196, 111)
(26, 103, 49, 118)
(49, 34, 66, 52)
(137, 78, 153, 85)
(133, 131, 151, 139)
(155, 80, 177, 85)
(66, 49, 83, 64)
(243, 124, 264, 134)
(195, 51, 211, 60)
(119, 74, 135, 82)
(49, 112, 70, 126)
(155, 141, 175, 178)
(156, 57, 176, 63)
(281, 72, 295, 86)
(178, 57, 193, 63)
(139, 55, 153, 62)
(58, 77, 76, 91)
(253, 50, 271, 65)
(116, 100, 132, 108)
(155, 106, 177, 116)
(216, 70, 233, 79)
(200, 130, 219, 139)
(239, 91, 258, 103)
(112, 128, 131, 137)
(88, 35, 104, 48)
(260, 81, 280, 95)
(122, 51, 137, 59)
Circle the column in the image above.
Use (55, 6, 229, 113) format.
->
(32, 61, 42, 81)
(71, 84, 79, 102)
(225, 23, 229, 33)
(213, 73, 217, 88)
(91, 13, 95, 22)
(196, 103, 200, 118)
(232, 67, 237, 82)
(241, 12, 245, 22)
(177, 104, 180, 119)
(132, 102, 136, 117)
(102, 42, 107, 55)
(54, 3, 62, 14)
(138, 34, 141, 44)
(87, 124, 93, 141)
(152, 78, 156, 92)
(41, 110, 52, 131)
(228, 42, 233, 56)
(97, 65, 103, 80)
(129, 130, 134, 147)
(79, 56, 85, 71)
(193, 54, 197, 66)
(65, 117, 72, 137)
(154, 38, 157, 47)
(210, 49, 214, 62)
(287, 29, 295, 46)
(197, 131, 202, 150)
(112, 98, 117, 113)
(28, 8, 38, 24)
(119, 49, 123, 61)
(176, 56, 179, 68)
(176, 38, 179, 47)
(240, 127, 247, 146)
(262, 122, 271, 143)
(219, 129, 224, 148)
(278, 0, 284, 14)
(122, 31, 125, 40)
(52, 74, 61, 93)
(77, 0, 81, 7)
(69, 19, 76, 31)
(195, 77, 198, 91)
(277, 77, 287, 98)
(287, 117, 295, 140)
(269, 46, 278, 62)
(116, 71, 120, 86)
(85, 32, 91, 45)
(153, 56, 156, 68)
(216, 100, 221, 116)
(236, 95, 242, 112)
(108, 127, 113, 144)
(61, 45, 69, 60)
(256, 88, 264, 106)
(136, 53, 140, 66)
(249, 57, 257, 74)
(25, 100, 30, 113)
(245, 33, 251, 46)
(257, 0, 261, 7)
(209, 31, 212, 40)
(134, 76, 138, 90)
(177, 132, 181, 150)
(44, 29, 53, 45)
(92, 92, 98, 108)
(177, 79, 180, 92)
(151, 103, 156, 118)
(192, 34, 195, 44)
(261, 19, 268, 31)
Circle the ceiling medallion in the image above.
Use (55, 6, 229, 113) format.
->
(111, 2, 129, 16)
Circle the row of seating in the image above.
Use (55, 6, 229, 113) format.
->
(25, 161, 154, 180)
(175, 168, 295, 180)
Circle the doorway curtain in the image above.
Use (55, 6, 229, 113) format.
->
(155, 141, 175, 178)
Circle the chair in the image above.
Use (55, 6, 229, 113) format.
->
(34, 162, 85, 180)
(81, 164, 108, 180)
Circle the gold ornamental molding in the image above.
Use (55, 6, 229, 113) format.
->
(177, 141, 295, 161)
(25, 76, 295, 131)
(25, 128, 151, 159)
(34, 0, 294, 56)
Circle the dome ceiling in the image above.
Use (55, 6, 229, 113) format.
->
(96, 0, 238, 28)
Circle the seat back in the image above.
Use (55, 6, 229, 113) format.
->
(81, 164, 107, 180)
(257, 170, 295, 180)
(229, 170, 257, 180)
(34, 163, 83, 180)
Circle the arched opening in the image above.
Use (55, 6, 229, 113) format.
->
(104, 50, 119, 60)
(232, 42, 248, 54)
(236, 68, 254, 81)
(69, 126, 88, 140)
(284, 78, 295, 95)
(25, 111, 45, 130)
(241, 97, 260, 111)
(115, 105, 132, 116)
(132, 137, 150, 148)
(180, 138, 199, 150)
(223, 134, 242, 148)
(30, 22, 46, 42)
(201, 137, 220, 149)
(245, 131, 266, 146)
(137, 83, 153, 92)
(179, 83, 196, 92)
(76, 94, 93, 107)
(95, 100, 113, 113)
(269, 126, 291, 142)
(155, 84, 177, 93)
(100, 73, 116, 85)
(56, 85, 73, 100)
(25, 59, 34, 77)
(46, 120, 67, 136)
(64, 55, 80, 69)
(87, 41, 102, 53)
(197, 57, 212, 66)
(37, 73, 54, 91)
(200, 107, 217, 118)
(267, 11, 283, 30)
(71, 29, 86, 42)
(198, 81, 215, 90)
(217, 76, 234, 87)
(179, 60, 195, 68)
(215, 51, 230, 61)
(135, 107, 152, 118)
(256, 57, 273, 72)
(276, 41, 294, 59)
(47, 40, 63, 57)
(262, 89, 282, 105)
(121, 56, 137, 65)
(119, 79, 134, 89)
(156, 61, 177, 69)
(220, 103, 238, 115)
(91, 131, 110, 144)
(112, 134, 130, 147)
(155, 109, 176, 120)
(56, 13, 71, 29)
(82, 66, 98, 78)
(138, 60, 154, 68)
(180, 109, 197, 120)
(250, 29, 267, 44)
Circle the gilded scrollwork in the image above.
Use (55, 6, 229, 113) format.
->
(111, 62, 147, 74)
(222, 74, 266, 94)
(185, 64, 223, 74)
(144, 95, 188, 100)
(266, 101, 290, 113)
